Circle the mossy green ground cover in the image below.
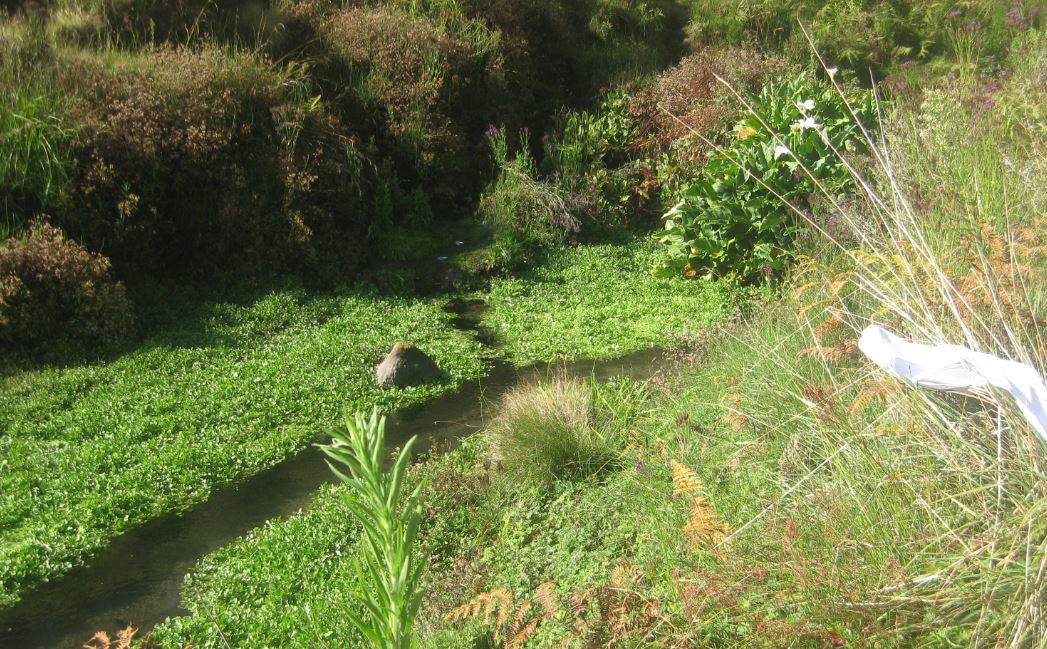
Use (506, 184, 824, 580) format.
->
(0, 288, 485, 608)
(480, 241, 737, 365)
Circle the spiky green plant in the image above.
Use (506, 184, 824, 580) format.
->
(319, 409, 425, 649)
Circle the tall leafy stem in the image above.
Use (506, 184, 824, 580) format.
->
(319, 409, 425, 648)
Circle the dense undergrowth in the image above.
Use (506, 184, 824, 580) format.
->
(157, 16, 1046, 649)
(2, 0, 1045, 647)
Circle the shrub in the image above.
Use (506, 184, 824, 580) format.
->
(658, 73, 876, 281)
(55, 45, 366, 278)
(631, 47, 790, 157)
(324, 3, 500, 204)
(489, 377, 642, 485)
(0, 222, 133, 352)
(475, 128, 579, 272)
(684, 0, 1040, 76)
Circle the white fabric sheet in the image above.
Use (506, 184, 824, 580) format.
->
(858, 325, 1047, 444)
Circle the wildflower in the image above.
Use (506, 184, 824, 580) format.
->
(792, 117, 821, 132)
(774, 144, 792, 160)
(946, 8, 963, 20)
(826, 67, 838, 79)
(635, 458, 645, 471)
(484, 124, 500, 138)
(738, 125, 759, 140)
(796, 99, 816, 111)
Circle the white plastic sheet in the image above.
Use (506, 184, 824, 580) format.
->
(858, 325, 1047, 444)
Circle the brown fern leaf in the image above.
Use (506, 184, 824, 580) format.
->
(683, 495, 727, 550)
(444, 587, 512, 639)
(670, 460, 703, 499)
(534, 581, 559, 617)
(83, 632, 111, 649)
(508, 600, 533, 640)
(114, 626, 137, 649)
(850, 378, 895, 416)
(609, 564, 641, 589)
(507, 616, 542, 649)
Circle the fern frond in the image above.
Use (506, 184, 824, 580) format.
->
(671, 460, 704, 498)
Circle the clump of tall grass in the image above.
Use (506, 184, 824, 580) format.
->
(0, 15, 74, 238)
(489, 376, 645, 485)
(319, 410, 426, 648)
(681, 28, 1047, 645)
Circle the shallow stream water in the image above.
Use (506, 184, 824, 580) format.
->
(0, 300, 664, 648)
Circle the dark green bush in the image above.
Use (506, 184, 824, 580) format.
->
(0, 222, 133, 352)
(323, 3, 501, 204)
(475, 128, 579, 272)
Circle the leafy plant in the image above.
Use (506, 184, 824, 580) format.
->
(658, 73, 875, 281)
(319, 409, 426, 649)
(475, 127, 579, 272)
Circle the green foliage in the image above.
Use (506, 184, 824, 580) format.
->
(546, 93, 647, 231)
(0, 222, 133, 354)
(319, 410, 425, 649)
(489, 378, 644, 485)
(481, 240, 736, 364)
(658, 74, 875, 281)
(150, 484, 365, 648)
(0, 18, 75, 237)
(684, 0, 1039, 76)
(0, 288, 484, 608)
(474, 128, 579, 273)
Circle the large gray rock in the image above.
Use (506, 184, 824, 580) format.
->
(375, 342, 443, 388)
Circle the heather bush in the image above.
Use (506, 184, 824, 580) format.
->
(324, 3, 501, 204)
(0, 222, 133, 352)
(56, 45, 365, 277)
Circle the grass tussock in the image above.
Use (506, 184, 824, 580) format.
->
(489, 377, 645, 485)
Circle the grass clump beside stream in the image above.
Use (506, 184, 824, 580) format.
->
(0, 288, 484, 608)
(480, 241, 740, 365)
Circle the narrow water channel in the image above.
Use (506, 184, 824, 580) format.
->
(0, 300, 665, 649)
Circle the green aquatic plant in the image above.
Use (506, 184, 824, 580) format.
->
(319, 409, 425, 649)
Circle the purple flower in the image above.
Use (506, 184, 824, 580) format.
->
(946, 8, 963, 20)
(484, 124, 501, 138)
(984, 82, 1000, 94)
(634, 458, 645, 471)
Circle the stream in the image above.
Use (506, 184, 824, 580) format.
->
(0, 300, 664, 648)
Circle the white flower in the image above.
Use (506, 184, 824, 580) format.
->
(796, 99, 816, 111)
(827, 67, 838, 78)
(774, 144, 792, 160)
(792, 117, 821, 132)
